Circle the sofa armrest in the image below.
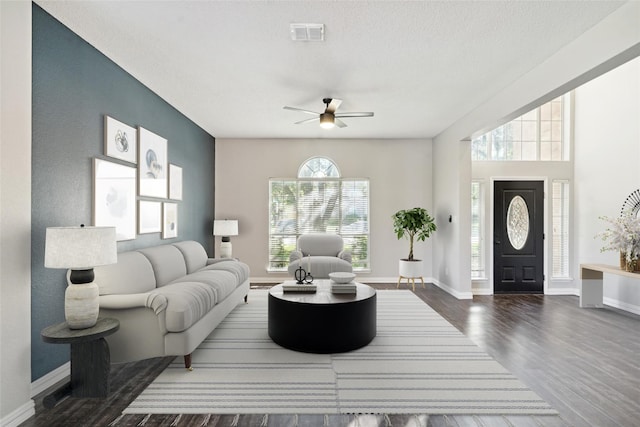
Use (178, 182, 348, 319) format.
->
(338, 250, 352, 264)
(100, 293, 167, 315)
(206, 258, 234, 265)
(289, 250, 303, 263)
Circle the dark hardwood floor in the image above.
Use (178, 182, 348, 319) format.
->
(22, 284, 639, 427)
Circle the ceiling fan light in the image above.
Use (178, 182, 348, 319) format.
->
(319, 113, 335, 129)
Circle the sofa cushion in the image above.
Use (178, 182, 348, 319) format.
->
(172, 270, 238, 302)
(95, 251, 156, 295)
(148, 282, 217, 332)
(200, 260, 250, 284)
(138, 245, 187, 286)
(173, 241, 208, 273)
(298, 234, 344, 256)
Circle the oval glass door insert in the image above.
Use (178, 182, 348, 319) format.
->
(507, 195, 529, 250)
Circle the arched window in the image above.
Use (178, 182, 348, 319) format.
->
(269, 157, 369, 271)
(298, 156, 340, 178)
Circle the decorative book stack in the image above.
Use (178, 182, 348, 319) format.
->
(283, 283, 317, 293)
(331, 283, 357, 294)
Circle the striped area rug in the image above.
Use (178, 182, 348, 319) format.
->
(123, 289, 556, 415)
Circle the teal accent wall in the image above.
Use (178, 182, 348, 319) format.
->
(31, 4, 216, 380)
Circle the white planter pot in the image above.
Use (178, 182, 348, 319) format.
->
(399, 259, 423, 278)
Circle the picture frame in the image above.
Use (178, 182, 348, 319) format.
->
(138, 200, 162, 234)
(104, 115, 137, 164)
(169, 164, 183, 200)
(93, 158, 137, 241)
(162, 202, 178, 239)
(138, 126, 168, 198)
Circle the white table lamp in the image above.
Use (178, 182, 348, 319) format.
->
(45, 225, 117, 329)
(213, 220, 238, 258)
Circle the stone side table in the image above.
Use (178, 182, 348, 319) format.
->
(41, 317, 119, 408)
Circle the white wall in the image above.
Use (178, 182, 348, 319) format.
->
(432, 137, 472, 298)
(0, 1, 35, 425)
(215, 138, 433, 282)
(575, 56, 640, 314)
(433, 1, 640, 300)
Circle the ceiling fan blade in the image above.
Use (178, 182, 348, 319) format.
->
(335, 112, 374, 118)
(294, 117, 319, 125)
(335, 118, 347, 128)
(325, 98, 342, 114)
(283, 106, 320, 116)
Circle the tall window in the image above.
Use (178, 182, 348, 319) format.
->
(471, 94, 569, 161)
(269, 157, 370, 271)
(552, 181, 570, 278)
(471, 181, 485, 278)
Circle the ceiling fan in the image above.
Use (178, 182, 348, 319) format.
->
(283, 98, 374, 129)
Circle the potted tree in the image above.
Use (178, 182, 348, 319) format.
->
(392, 207, 437, 278)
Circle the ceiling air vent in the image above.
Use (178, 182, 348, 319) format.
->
(290, 23, 324, 42)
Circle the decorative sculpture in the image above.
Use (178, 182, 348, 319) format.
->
(294, 266, 314, 284)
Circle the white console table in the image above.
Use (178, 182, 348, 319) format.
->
(580, 263, 640, 308)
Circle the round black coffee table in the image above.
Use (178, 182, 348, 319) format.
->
(268, 281, 376, 353)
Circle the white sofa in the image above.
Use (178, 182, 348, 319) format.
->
(287, 234, 353, 279)
(94, 240, 250, 370)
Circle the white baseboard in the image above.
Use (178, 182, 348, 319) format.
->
(545, 288, 579, 296)
(603, 297, 640, 315)
(431, 279, 473, 300)
(250, 277, 287, 284)
(251, 276, 432, 285)
(31, 361, 69, 398)
(253, 276, 472, 300)
(472, 287, 493, 295)
(0, 400, 34, 427)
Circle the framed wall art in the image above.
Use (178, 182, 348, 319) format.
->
(104, 115, 137, 164)
(162, 202, 178, 239)
(169, 164, 183, 200)
(93, 158, 137, 241)
(138, 200, 162, 234)
(138, 126, 168, 198)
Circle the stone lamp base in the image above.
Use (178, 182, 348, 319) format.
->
(65, 282, 99, 329)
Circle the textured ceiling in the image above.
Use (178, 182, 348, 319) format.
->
(36, 0, 625, 139)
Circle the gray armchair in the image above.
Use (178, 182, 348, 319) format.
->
(287, 234, 353, 279)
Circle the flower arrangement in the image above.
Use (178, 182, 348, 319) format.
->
(596, 214, 640, 269)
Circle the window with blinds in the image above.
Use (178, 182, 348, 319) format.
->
(269, 157, 369, 271)
(552, 181, 570, 278)
(471, 181, 485, 278)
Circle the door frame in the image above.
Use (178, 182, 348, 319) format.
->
(489, 176, 549, 295)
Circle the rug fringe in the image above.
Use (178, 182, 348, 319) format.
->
(200, 414, 211, 426)
(323, 414, 328, 426)
(136, 414, 151, 427)
(384, 414, 392, 426)
(170, 414, 182, 427)
(260, 414, 268, 426)
(230, 414, 240, 427)
(107, 414, 124, 426)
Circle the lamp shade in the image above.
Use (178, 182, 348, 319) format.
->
(45, 226, 117, 269)
(213, 220, 238, 237)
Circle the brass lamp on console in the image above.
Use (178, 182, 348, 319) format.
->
(44, 225, 117, 329)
